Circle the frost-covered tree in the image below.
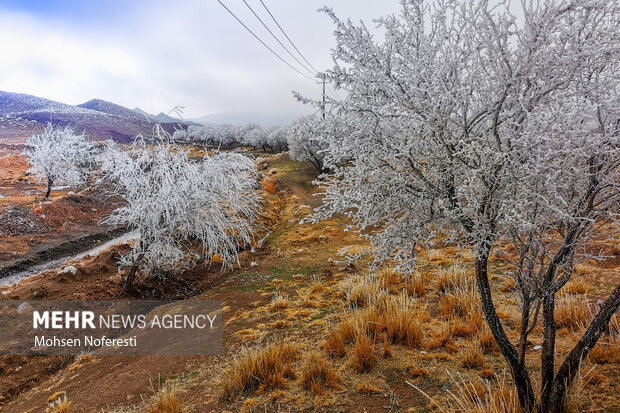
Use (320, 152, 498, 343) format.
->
(242, 127, 267, 150)
(288, 116, 330, 172)
(265, 126, 288, 153)
(23, 123, 95, 200)
(100, 126, 260, 294)
(306, 1, 620, 411)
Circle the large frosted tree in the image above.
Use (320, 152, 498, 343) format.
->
(100, 126, 260, 294)
(23, 123, 95, 201)
(306, 1, 620, 411)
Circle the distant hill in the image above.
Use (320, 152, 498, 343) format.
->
(190, 111, 306, 127)
(133, 108, 201, 126)
(0, 91, 189, 142)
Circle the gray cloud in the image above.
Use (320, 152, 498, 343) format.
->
(0, 1, 401, 118)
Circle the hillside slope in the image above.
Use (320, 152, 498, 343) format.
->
(0, 153, 618, 412)
(0, 92, 187, 142)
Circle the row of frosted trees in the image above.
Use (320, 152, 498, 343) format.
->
(170, 120, 327, 168)
(23, 124, 261, 294)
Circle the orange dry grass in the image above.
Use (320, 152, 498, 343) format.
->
(351, 333, 378, 373)
(270, 292, 289, 311)
(300, 351, 342, 394)
(444, 372, 520, 413)
(555, 293, 591, 330)
(563, 278, 591, 295)
(588, 341, 620, 364)
(221, 340, 300, 399)
(323, 329, 347, 358)
(377, 294, 426, 348)
(439, 286, 480, 318)
(436, 265, 473, 294)
(47, 395, 71, 413)
(477, 325, 500, 354)
(343, 275, 380, 307)
(147, 386, 186, 413)
(406, 272, 428, 298)
(356, 383, 382, 394)
(461, 346, 487, 369)
(261, 176, 277, 193)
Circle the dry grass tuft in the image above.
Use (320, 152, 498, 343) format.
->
(261, 176, 277, 193)
(270, 292, 289, 311)
(439, 286, 480, 319)
(573, 263, 594, 275)
(563, 278, 591, 295)
(146, 386, 186, 413)
(555, 293, 591, 330)
(406, 272, 428, 298)
(588, 341, 620, 364)
(69, 354, 93, 372)
(499, 278, 517, 292)
(379, 294, 426, 348)
(478, 369, 496, 381)
(343, 275, 380, 307)
(477, 325, 500, 354)
(460, 346, 487, 369)
(351, 333, 378, 373)
(300, 351, 342, 394)
(428, 323, 460, 353)
(356, 383, 382, 394)
(444, 372, 520, 413)
(428, 249, 451, 265)
(436, 265, 473, 294)
(407, 362, 431, 378)
(221, 340, 300, 399)
(47, 395, 71, 413)
(382, 335, 393, 358)
(323, 328, 347, 358)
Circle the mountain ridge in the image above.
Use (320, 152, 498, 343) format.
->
(0, 91, 189, 142)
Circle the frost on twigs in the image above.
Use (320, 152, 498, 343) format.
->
(302, 0, 620, 410)
(22, 123, 95, 200)
(99, 125, 260, 278)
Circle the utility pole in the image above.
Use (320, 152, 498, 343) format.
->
(318, 73, 326, 120)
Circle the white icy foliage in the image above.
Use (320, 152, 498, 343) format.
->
(99, 127, 260, 273)
(307, 0, 620, 273)
(287, 116, 331, 172)
(23, 123, 95, 192)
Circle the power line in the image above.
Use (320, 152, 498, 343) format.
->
(240, 0, 317, 77)
(258, 0, 320, 74)
(216, 0, 315, 81)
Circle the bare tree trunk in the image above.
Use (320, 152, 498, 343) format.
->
(541, 290, 556, 409)
(117, 252, 145, 297)
(44, 176, 53, 201)
(547, 285, 620, 413)
(475, 248, 538, 411)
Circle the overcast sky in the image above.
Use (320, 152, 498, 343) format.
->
(0, 0, 401, 118)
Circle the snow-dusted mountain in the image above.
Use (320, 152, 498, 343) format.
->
(133, 107, 201, 126)
(0, 91, 189, 142)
